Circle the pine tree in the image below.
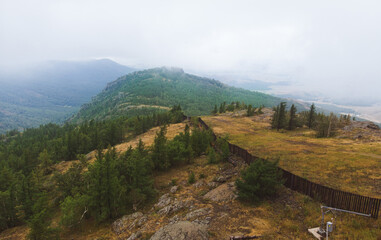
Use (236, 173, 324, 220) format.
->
(247, 105, 254, 116)
(272, 102, 287, 130)
(212, 105, 218, 115)
(151, 125, 169, 170)
(288, 104, 297, 130)
(207, 147, 217, 164)
(38, 149, 52, 175)
(235, 159, 282, 203)
(307, 103, 316, 129)
(278, 102, 287, 130)
(27, 193, 59, 240)
(219, 103, 224, 113)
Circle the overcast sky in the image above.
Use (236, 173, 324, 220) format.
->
(1, 0, 381, 103)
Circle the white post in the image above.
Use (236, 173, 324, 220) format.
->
(326, 222, 329, 240)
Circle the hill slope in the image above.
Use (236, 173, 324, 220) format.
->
(0, 59, 134, 133)
(71, 67, 293, 123)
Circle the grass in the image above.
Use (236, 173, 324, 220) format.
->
(203, 114, 381, 198)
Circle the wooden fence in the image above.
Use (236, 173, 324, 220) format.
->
(197, 117, 381, 218)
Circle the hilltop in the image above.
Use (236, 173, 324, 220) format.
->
(1, 105, 381, 239)
(70, 67, 299, 123)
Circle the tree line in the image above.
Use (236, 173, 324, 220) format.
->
(212, 101, 263, 116)
(271, 102, 353, 137)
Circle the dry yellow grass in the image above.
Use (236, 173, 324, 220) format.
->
(203, 114, 381, 198)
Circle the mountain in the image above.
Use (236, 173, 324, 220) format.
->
(0, 59, 134, 133)
(71, 67, 297, 123)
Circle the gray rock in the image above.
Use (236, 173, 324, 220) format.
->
(112, 212, 144, 235)
(127, 231, 142, 240)
(155, 193, 172, 208)
(169, 214, 180, 223)
(157, 199, 193, 216)
(185, 208, 211, 220)
(203, 182, 237, 202)
(216, 176, 228, 183)
(193, 180, 206, 188)
(207, 182, 219, 189)
(150, 221, 208, 240)
(170, 186, 178, 194)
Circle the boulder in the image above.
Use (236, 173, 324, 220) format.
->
(127, 231, 142, 240)
(207, 182, 219, 189)
(155, 193, 172, 208)
(112, 212, 144, 235)
(193, 180, 206, 188)
(157, 199, 194, 216)
(185, 208, 211, 220)
(150, 221, 208, 240)
(170, 186, 179, 194)
(203, 182, 237, 202)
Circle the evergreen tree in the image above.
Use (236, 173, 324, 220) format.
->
(219, 103, 224, 113)
(212, 104, 218, 115)
(151, 125, 169, 170)
(207, 147, 218, 164)
(307, 103, 316, 129)
(271, 102, 287, 130)
(288, 104, 297, 130)
(27, 194, 59, 240)
(38, 149, 52, 175)
(247, 104, 254, 116)
(236, 159, 282, 204)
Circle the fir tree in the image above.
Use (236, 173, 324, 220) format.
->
(288, 104, 297, 130)
(236, 159, 282, 204)
(212, 104, 218, 115)
(307, 103, 316, 129)
(151, 125, 169, 170)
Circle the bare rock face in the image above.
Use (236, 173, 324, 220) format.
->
(155, 193, 172, 208)
(112, 212, 144, 235)
(149, 221, 208, 240)
(203, 182, 237, 202)
(185, 208, 211, 220)
(157, 199, 194, 216)
(193, 180, 206, 188)
(127, 231, 142, 240)
(207, 181, 219, 189)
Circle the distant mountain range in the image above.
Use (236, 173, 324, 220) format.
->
(0, 59, 134, 133)
(70, 67, 304, 123)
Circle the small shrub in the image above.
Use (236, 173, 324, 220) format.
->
(188, 171, 195, 184)
(170, 179, 177, 186)
(199, 173, 206, 179)
(236, 159, 283, 203)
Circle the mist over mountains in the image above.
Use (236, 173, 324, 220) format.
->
(0, 59, 134, 132)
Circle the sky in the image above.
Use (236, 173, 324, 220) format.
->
(1, 0, 381, 105)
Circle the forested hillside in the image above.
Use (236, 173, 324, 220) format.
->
(0, 107, 188, 235)
(0, 59, 134, 133)
(71, 67, 294, 123)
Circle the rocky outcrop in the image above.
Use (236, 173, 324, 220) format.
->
(127, 231, 142, 240)
(149, 221, 208, 240)
(155, 193, 172, 208)
(203, 182, 237, 202)
(185, 208, 211, 220)
(112, 212, 146, 235)
(157, 198, 194, 216)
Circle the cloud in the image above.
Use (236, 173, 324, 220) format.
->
(1, 0, 380, 102)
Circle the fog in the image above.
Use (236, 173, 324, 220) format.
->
(1, 0, 381, 105)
